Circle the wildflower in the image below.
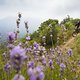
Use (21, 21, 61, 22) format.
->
(26, 36, 30, 41)
(35, 66, 45, 80)
(28, 65, 45, 80)
(60, 63, 66, 78)
(12, 74, 25, 80)
(60, 63, 66, 70)
(7, 32, 16, 42)
(49, 59, 54, 69)
(28, 67, 36, 80)
(56, 57, 61, 64)
(10, 46, 26, 59)
(49, 59, 53, 66)
(4, 62, 11, 73)
(67, 48, 73, 57)
(33, 41, 38, 47)
(33, 42, 39, 50)
(42, 60, 46, 66)
(28, 61, 34, 68)
(37, 71, 45, 80)
(7, 44, 14, 49)
(10, 45, 26, 72)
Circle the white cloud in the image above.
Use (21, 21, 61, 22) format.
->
(0, 0, 80, 21)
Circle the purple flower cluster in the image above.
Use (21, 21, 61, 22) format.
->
(10, 45, 26, 59)
(67, 48, 73, 57)
(28, 61, 34, 68)
(4, 61, 11, 73)
(7, 32, 16, 42)
(60, 63, 66, 70)
(10, 45, 26, 72)
(28, 66, 45, 80)
(12, 74, 25, 80)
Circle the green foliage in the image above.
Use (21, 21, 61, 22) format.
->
(31, 19, 60, 47)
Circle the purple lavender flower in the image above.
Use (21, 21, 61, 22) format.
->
(49, 59, 53, 66)
(36, 66, 44, 72)
(33, 46, 38, 51)
(7, 32, 16, 42)
(28, 68, 36, 80)
(28, 66, 44, 80)
(12, 74, 25, 80)
(56, 57, 61, 64)
(28, 68, 33, 76)
(60, 63, 66, 70)
(57, 51, 62, 56)
(38, 71, 45, 80)
(35, 66, 45, 80)
(7, 44, 14, 49)
(10, 46, 26, 59)
(33, 42, 40, 51)
(67, 48, 73, 57)
(28, 61, 34, 68)
(48, 59, 54, 69)
(60, 63, 66, 78)
(42, 60, 46, 66)
(33, 42, 38, 47)
(10, 45, 26, 71)
(26, 36, 30, 41)
(4, 62, 11, 73)
(47, 54, 50, 59)
(29, 75, 36, 80)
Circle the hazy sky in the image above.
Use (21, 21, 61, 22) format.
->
(0, 0, 80, 21)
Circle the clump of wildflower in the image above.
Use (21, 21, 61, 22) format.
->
(60, 63, 66, 77)
(60, 63, 66, 70)
(4, 61, 11, 73)
(28, 65, 45, 80)
(67, 48, 73, 57)
(7, 32, 16, 43)
(49, 59, 54, 69)
(10, 45, 26, 72)
(12, 74, 25, 80)
(28, 61, 34, 68)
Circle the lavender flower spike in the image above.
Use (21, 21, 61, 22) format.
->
(12, 74, 25, 80)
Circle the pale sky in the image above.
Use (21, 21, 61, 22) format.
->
(0, 0, 80, 21)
